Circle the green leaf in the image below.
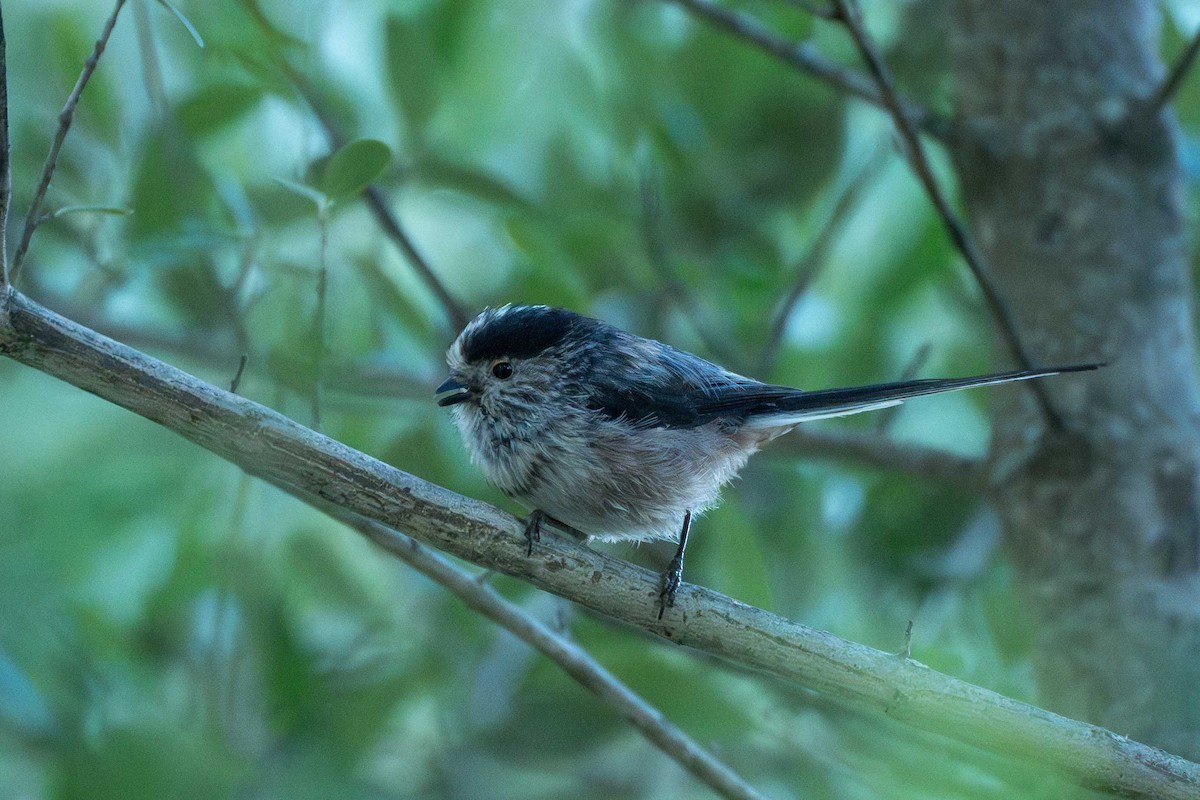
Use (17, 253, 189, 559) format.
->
(126, 128, 215, 241)
(319, 139, 391, 201)
(175, 83, 263, 135)
(155, 0, 205, 48)
(49, 205, 132, 220)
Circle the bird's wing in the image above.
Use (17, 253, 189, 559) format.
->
(588, 361, 1100, 430)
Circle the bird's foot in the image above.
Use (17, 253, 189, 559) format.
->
(657, 555, 685, 620)
(523, 509, 548, 556)
(657, 511, 692, 619)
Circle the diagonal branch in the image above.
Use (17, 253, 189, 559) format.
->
(826, 0, 1062, 426)
(11, 0, 127, 284)
(758, 147, 887, 373)
(1150, 27, 1200, 113)
(361, 185, 471, 332)
(1, 287, 1197, 799)
(663, 0, 948, 138)
(334, 508, 767, 800)
(285, 67, 470, 332)
(780, 427, 984, 489)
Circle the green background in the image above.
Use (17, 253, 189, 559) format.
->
(2, 1, 1195, 797)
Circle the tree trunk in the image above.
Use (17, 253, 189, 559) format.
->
(952, 0, 1200, 757)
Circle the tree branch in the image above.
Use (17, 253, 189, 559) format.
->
(285, 67, 471, 332)
(826, 0, 1063, 427)
(362, 185, 471, 332)
(758, 147, 886, 374)
(780, 427, 984, 489)
(663, 0, 948, 138)
(333, 509, 767, 800)
(10, 0, 127, 284)
(1150, 27, 1200, 113)
(1, 287, 1197, 799)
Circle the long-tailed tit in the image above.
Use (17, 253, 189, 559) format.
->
(436, 305, 1098, 616)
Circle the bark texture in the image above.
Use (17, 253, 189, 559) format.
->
(952, 0, 1200, 757)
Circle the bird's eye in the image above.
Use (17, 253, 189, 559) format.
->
(491, 361, 513, 380)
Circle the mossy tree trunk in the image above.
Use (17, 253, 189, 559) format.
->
(953, 0, 1200, 758)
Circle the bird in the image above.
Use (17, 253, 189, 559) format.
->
(435, 304, 1098, 617)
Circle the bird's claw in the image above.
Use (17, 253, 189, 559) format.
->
(657, 558, 684, 619)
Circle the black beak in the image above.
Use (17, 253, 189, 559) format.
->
(435, 377, 473, 407)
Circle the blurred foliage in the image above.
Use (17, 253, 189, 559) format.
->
(1, 0, 1187, 798)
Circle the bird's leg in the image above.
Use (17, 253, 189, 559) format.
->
(523, 509, 548, 556)
(658, 510, 692, 619)
(522, 510, 587, 556)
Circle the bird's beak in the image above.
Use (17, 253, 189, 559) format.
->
(435, 376, 473, 407)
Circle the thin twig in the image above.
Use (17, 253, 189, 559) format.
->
(11, 0, 127, 283)
(0, 3, 10, 288)
(284, 65, 469, 331)
(897, 620, 913, 660)
(664, 0, 947, 139)
(1150, 27, 1200, 113)
(759, 147, 887, 373)
(826, 0, 1062, 427)
(779, 427, 985, 489)
(2, 289, 1198, 799)
(363, 185, 470, 331)
(336, 509, 768, 800)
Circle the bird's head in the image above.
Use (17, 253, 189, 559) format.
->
(436, 305, 589, 415)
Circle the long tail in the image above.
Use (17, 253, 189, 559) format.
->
(744, 364, 1102, 426)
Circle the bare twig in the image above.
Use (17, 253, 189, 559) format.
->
(897, 619, 913, 660)
(284, 66, 469, 332)
(11, 0, 128, 283)
(664, 0, 947, 138)
(337, 509, 768, 800)
(1, 288, 1198, 799)
(363, 185, 470, 331)
(0, 4, 10, 288)
(826, 0, 1062, 426)
(779, 427, 984, 489)
(758, 148, 886, 373)
(1150, 27, 1200, 113)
